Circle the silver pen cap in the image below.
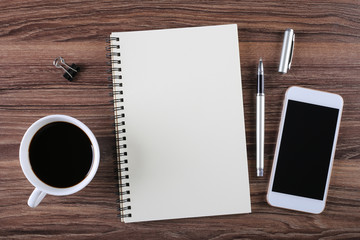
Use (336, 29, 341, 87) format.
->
(278, 28, 295, 74)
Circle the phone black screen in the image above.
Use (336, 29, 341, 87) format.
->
(272, 100, 339, 200)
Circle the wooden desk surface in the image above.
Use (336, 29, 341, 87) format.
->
(1, 0, 359, 239)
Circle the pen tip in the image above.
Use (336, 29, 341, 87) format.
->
(258, 58, 264, 74)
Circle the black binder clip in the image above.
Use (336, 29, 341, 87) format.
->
(53, 57, 80, 81)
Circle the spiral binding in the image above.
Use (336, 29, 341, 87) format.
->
(107, 35, 132, 220)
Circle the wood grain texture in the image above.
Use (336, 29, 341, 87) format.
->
(0, 0, 359, 239)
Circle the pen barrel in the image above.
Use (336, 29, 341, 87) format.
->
(256, 94, 265, 176)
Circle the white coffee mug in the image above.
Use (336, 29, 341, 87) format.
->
(19, 115, 100, 208)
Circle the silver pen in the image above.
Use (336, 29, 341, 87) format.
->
(256, 58, 264, 177)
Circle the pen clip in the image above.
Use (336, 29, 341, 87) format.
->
(288, 33, 295, 70)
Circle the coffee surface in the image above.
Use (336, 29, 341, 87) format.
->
(29, 122, 93, 188)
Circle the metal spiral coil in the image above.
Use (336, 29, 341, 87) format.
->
(114, 113, 125, 119)
(119, 152, 127, 157)
(116, 182, 130, 188)
(106, 45, 120, 50)
(119, 159, 128, 164)
(118, 167, 129, 172)
(107, 36, 131, 220)
(116, 144, 127, 149)
(111, 98, 124, 103)
(106, 52, 121, 58)
(118, 213, 132, 218)
(119, 190, 130, 195)
(108, 75, 122, 81)
(107, 67, 121, 73)
(121, 175, 129, 180)
(106, 37, 119, 43)
(117, 198, 131, 204)
(106, 60, 121, 66)
(118, 206, 131, 211)
(114, 106, 124, 111)
(109, 91, 123, 97)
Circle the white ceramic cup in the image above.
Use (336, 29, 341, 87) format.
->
(19, 115, 100, 208)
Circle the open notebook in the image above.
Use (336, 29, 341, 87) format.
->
(108, 24, 251, 223)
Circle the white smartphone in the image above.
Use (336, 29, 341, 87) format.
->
(267, 86, 343, 214)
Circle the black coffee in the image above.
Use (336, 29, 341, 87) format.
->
(29, 122, 93, 188)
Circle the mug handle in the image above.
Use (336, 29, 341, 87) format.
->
(28, 188, 46, 208)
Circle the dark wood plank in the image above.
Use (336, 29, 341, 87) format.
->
(0, 0, 359, 239)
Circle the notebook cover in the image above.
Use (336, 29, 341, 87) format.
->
(110, 24, 251, 223)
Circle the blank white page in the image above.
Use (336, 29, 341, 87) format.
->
(111, 24, 251, 223)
